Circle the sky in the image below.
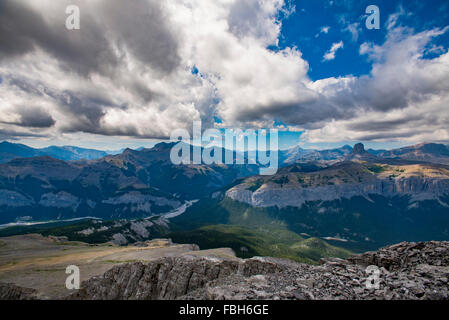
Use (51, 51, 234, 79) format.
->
(0, 0, 449, 151)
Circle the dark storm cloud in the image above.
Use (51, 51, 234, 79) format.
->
(346, 115, 423, 132)
(356, 130, 432, 141)
(0, 0, 37, 58)
(0, 0, 119, 77)
(0, 128, 46, 140)
(0, 0, 180, 78)
(54, 90, 115, 134)
(129, 81, 158, 103)
(7, 77, 45, 97)
(230, 96, 353, 130)
(3, 75, 116, 134)
(2, 72, 168, 138)
(16, 107, 55, 128)
(101, 0, 181, 74)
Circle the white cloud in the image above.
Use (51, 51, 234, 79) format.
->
(321, 26, 330, 34)
(315, 26, 330, 38)
(386, 5, 411, 30)
(0, 0, 307, 140)
(344, 22, 360, 42)
(323, 41, 344, 61)
(0, 0, 449, 148)
(304, 26, 449, 143)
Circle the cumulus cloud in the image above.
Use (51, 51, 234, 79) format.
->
(0, 0, 306, 139)
(315, 26, 330, 38)
(0, 0, 208, 139)
(303, 26, 449, 143)
(216, 22, 449, 144)
(323, 41, 344, 61)
(0, 0, 120, 77)
(0, 106, 55, 128)
(0, 0, 448, 146)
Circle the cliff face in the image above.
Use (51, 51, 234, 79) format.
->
(69, 255, 285, 300)
(226, 177, 449, 208)
(226, 162, 449, 208)
(68, 241, 449, 300)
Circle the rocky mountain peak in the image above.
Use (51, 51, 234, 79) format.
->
(352, 143, 366, 155)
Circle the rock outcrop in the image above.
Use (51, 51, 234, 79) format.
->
(70, 241, 449, 300)
(226, 161, 449, 208)
(69, 255, 285, 300)
(352, 143, 367, 155)
(0, 283, 40, 300)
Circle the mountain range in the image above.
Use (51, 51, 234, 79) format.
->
(280, 142, 449, 165)
(0, 140, 449, 255)
(2, 140, 449, 165)
(0, 141, 115, 163)
(0, 142, 260, 224)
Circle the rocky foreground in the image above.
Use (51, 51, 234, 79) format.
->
(69, 241, 449, 300)
(1, 241, 448, 300)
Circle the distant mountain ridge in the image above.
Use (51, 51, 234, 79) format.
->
(1, 141, 449, 253)
(280, 142, 449, 165)
(0, 142, 260, 224)
(3, 140, 449, 166)
(280, 145, 353, 165)
(379, 143, 449, 164)
(0, 141, 110, 163)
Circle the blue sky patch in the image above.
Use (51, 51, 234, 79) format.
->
(276, 0, 449, 80)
